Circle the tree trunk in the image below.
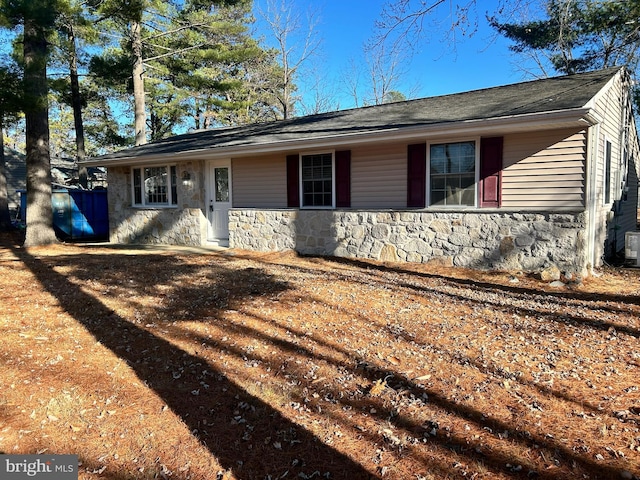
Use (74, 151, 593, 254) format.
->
(68, 25, 88, 188)
(0, 116, 11, 230)
(23, 15, 57, 247)
(281, 54, 290, 120)
(132, 20, 147, 146)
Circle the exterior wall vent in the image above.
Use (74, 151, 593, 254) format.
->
(625, 232, 640, 266)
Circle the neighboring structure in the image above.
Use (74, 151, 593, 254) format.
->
(4, 147, 26, 219)
(4, 150, 107, 219)
(82, 67, 639, 274)
(50, 156, 107, 190)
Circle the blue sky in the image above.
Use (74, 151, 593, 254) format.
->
(252, 0, 536, 111)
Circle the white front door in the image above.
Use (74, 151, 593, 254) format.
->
(207, 160, 232, 243)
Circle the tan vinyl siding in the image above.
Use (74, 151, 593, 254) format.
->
(590, 72, 640, 255)
(232, 143, 409, 209)
(502, 129, 587, 209)
(595, 76, 621, 209)
(351, 143, 407, 208)
(232, 154, 287, 208)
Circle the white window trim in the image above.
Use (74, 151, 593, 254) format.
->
(299, 151, 336, 209)
(131, 164, 178, 208)
(426, 137, 480, 208)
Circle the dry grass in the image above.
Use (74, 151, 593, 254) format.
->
(0, 231, 639, 480)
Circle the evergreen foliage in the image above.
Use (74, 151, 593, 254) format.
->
(490, 0, 640, 76)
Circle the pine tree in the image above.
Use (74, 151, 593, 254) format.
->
(0, 63, 23, 230)
(90, 0, 275, 144)
(1, 0, 60, 246)
(54, 0, 99, 187)
(489, 0, 640, 76)
(48, 0, 126, 160)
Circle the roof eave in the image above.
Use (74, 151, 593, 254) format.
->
(81, 108, 597, 167)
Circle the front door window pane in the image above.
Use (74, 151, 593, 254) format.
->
(215, 167, 229, 202)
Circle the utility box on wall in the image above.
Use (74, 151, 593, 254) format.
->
(625, 231, 640, 266)
(20, 189, 109, 241)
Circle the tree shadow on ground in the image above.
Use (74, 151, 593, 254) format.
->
(6, 240, 637, 479)
(10, 245, 374, 480)
(321, 255, 640, 306)
(306, 256, 640, 338)
(173, 300, 631, 480)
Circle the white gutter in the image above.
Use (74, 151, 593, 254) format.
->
(81, 107, 597, 167)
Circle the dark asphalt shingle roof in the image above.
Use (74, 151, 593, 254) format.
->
(92, 67, 621, 162)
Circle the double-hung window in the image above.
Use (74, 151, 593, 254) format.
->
(301, 153, 334, 208)
(132, 165, 178, 207)
(429, 141, 476, 206)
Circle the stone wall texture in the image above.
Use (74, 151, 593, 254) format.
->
(107, 165, 207, 246)
(229, 209, 588, 273)
(110, 207, 207, 245)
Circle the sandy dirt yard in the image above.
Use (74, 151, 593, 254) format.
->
(0, 231, 639, 480)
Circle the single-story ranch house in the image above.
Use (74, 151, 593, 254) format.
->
(83, 67, 639, 275)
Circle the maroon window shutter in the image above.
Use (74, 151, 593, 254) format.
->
(407, 143, 426, 208)
(335, 150, 351, 207)
(286, 154, 300, 207)
(479, 137, 503, 208)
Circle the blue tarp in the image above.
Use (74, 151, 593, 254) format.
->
(20, 189, 109, 241)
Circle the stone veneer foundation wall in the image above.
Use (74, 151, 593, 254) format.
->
(107, 164, 208, 246)
(229, 209, 588, 273)
(109, 207, 207, 245)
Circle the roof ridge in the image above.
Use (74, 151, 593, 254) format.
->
(87, 66, 621, 163)
(166, 67, 624, 140)
(237, 66, 624, 124)
(347, 66, 624, 110)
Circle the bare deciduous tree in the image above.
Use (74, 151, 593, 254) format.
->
(365, 41, 410, 105)
(375, 0, 475, 51)
(259, 0, 322, 119)
(342, 57, 364, 108)
(298, 58, 341, 115)
(342, 36, 414, 107)
(374, 0, 528, 55)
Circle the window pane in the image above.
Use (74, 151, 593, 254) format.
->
(431, 189, 446, 206)
(430, 141, 476, 206)
(133, 168, 142, 204)
(144, 166, 168, 204)
(445, 176, 460, 191)
(431, 176, 445, 190)
(215, 167, 229, 202)
(461, 186, 476, 205)
(460, 173, 475, 189)
(301, 153, 333, 207)
(170, 166, 177, 205)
